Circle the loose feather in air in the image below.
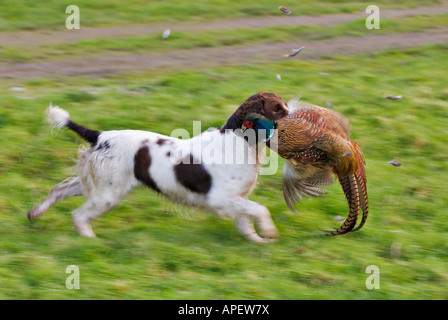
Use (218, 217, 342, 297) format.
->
(279, 6, 292, 15)
(162, 29, 171, 39)
(388, 159, 403, 167)
(283, 46, 305, 57)
(385, 95, 402, 100)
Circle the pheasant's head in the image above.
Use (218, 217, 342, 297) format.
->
(241, 113, 278, 142)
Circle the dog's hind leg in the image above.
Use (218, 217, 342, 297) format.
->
(71, 184, 131, 238)
(28, 176, 82, 222)
(71, 200, 104, 238)
(71, 198, 115, 238)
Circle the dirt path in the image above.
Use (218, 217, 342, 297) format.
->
(1, 5, 448, 48)
(1, 30, 447, 79)
(1, 5, 447, 80)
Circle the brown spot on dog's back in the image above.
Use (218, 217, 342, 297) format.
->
(174, 154, 211, 194)
(134, 146, 161, 193)
(156, 138, 169, 145)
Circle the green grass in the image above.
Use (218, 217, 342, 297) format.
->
(0, 0, 446, 31)
(2, 13, 448, 65)
(1, 43, 447, 299)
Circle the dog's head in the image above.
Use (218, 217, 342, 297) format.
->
(220, 91, 289, 137)
(241, 91, 289, 121)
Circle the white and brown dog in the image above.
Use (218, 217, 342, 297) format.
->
(28, 92, 288, 242)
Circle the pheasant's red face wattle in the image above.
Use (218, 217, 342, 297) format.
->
(242, 120, 253, 131)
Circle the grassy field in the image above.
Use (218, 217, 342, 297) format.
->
(1, 44, 448, 299)
(1, 0, 446, 31)
(1, 1, 448, 300)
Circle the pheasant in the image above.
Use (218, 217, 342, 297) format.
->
(268, 96, 368, 235)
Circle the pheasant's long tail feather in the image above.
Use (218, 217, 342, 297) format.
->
(326, 141, 368, 236)
(325, 173, 360, 236)
(351, 153, 368, 232)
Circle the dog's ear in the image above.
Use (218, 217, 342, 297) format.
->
(263, 94, 288, 120)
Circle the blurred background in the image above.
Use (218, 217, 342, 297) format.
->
(0, 0, 447, 299)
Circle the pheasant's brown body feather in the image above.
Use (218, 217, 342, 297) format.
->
(270, 99, 368, 235)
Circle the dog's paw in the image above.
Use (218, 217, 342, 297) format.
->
(27, 206, 40, 222)
(74, 224, 97, 238)
(73, 217, 97, 238)
(259, 227, 279, 240)
(245, 233, 269, 243)
(245, 230, 279, 243)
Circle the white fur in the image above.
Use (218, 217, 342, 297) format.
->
(29, 107, 279, 242)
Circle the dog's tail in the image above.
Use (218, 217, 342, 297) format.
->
(46, 104, 100, 146)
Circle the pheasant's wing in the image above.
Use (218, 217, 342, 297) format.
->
(276, 104, 353, 162)
(287, 97, 351, 137)
(282, 160, 334, 212)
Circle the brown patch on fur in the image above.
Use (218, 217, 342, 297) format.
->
(134, 146, 161, 193)
(156, 138, 168, 145)
(174, 154, 212, 194)
(261, 92, 289, 120)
